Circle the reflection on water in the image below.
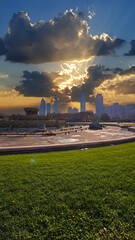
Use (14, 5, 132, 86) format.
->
(71, 135, 80, 137)
(58, 138, 79, 143)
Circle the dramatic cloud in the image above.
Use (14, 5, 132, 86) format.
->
(89, 65, 135, 76)
(125, 40, 135, 56)
(112, 67, 123, 74)
(70, 65, 113, 102)
(15, 65, 112, 102)
(0, 11, 125, 63)
(119, 65, 135, 75)
(15, 70, 70, 102)
(107, 80, 135, 95)
(96, 65, 135, 98)
(15, 71, 55, 97)
(15, 65, 135, 104)
(69, 65, 135, 102)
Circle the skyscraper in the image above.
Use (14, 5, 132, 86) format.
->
(80, 92, 86, 112)
(73, 107, 78, 113)
(96, 94, 103, 116)
(68, 107, 72, 113)
(95, 93, 135, 118)
(39, 98, 46, 115)
(53, 96, 59, 113)
(47, 103, 51, 114)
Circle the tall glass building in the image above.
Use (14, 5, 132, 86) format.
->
(80, 92, 86, 112)
(47, 103, 51, 114)
(53, 96, 59, 113)
(39, 98, 46, 115)
(96, 94, 103, 116)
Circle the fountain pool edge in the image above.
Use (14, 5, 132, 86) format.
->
(0, 135, 135, 155)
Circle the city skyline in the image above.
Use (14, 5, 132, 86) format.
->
(96, 93, 135, 118)
(37, 92, 135, 118)
(0, 0, 135, 114)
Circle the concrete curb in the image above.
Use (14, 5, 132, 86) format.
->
(0, 136, 135, 155)
(128, 127, 135, 132)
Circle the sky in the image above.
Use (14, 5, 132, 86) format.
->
(0, 0, 135, 114)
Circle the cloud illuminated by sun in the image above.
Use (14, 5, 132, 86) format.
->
(55, 63, 86, 91)
(0, 89, 42, 112)
(94, 72, 135, 105)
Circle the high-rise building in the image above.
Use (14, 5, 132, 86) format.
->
(47, 103, 51, 115)
(73, 107, 78, 113)
(53, 96, 59, 113)
(125, 104, 135, 118)
(96, 94, 103, 116)
(68, 107, 72, 113)
(80, 92, 86, 112)
(39, 98, 46, 115)
(96, 93, 135, 119)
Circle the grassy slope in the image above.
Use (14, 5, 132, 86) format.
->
(0, 143, 135, 240)
(123, 124, 135, 126)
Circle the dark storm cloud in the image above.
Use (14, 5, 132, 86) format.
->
(119, 65, 135, 75)
(70, 65, 113, 102)
(102, 65, 135, 76)
(91, 37, 125, 56)
(0, 11, 125, 63)
(124, 40, 135, 56)
(70, 65, 135, 102)
(109, 66, 135, 75)
(99, 65, 135, 96)
(15, 70, 70, 102)
(15, 65, 135, 103)
(112, 67, 123, 74)
(107, 80, 135, 95)
(15, 65, 112, 102)
(15, 71, 55, 97)
(53, 91, 70, 103)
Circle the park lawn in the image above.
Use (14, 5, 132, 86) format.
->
(123, 124, 135, 126)
(0, 143, 135, 240)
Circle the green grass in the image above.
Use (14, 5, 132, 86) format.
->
(123, 124, 135, 126)
(0, 143, 135, 240)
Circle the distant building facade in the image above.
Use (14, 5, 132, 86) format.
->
(68, 107, 78, 113)
(96, 94, 103, 116)
(47, 103, 51, 115)
(80, 92, 86, 112)
(104, 103, 135, 119)
(39, 98, 46, 115)
(68, 107, 72, 113)
(53, 96, 60, 113)
(96, 93, 135, 119)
